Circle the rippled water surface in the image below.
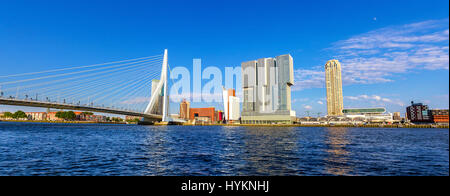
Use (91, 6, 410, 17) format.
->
(0, 122, 448, 176)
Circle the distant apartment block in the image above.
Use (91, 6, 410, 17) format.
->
(406, 102, 430, 123)
(325, 60, 344, 116)
(406, 102, 449, 124)
(241, 54, 295, 124)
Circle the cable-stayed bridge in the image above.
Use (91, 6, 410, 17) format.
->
(0, 50, 173, 124)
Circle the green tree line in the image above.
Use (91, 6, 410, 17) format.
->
(1, 111, 27, 119)
(55, 111, 76, 121)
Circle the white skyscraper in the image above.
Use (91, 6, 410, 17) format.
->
(241, 54, 295, 124)
(222, 88, 240, 122)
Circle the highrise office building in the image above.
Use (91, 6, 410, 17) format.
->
(241, 54, 295, 124)
(325, 60, 344, 116)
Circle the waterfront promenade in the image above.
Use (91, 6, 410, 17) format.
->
(180, 123, 449, 129)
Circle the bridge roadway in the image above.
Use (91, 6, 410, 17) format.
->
(0, 98, 162, 121)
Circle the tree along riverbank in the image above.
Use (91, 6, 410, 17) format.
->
(0, 120, 127, 124)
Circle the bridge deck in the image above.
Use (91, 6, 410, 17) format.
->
(0, 98, 162, 121)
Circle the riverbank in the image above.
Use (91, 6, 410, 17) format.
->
(178, 123, 449, 129)
(0, 120, 127, 124)
(1, 120, 448, 128)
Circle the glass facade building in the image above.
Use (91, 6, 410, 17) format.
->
(241, 54, 295, 124)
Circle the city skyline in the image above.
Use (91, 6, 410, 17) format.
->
(0, 0, 448, 117)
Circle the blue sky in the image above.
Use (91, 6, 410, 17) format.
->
(0, 0, 448, 116)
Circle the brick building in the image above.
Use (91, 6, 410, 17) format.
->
(429, 109, 449, 124)
(189, 107, 216, 123)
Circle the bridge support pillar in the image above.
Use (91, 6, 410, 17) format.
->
(144, 49, 171, 122)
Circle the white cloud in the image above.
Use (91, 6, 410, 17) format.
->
(304, 105, 312, 110)
(293, 67, 325, 90)
(317, 101, 324, 105)
(292, 98, 309, 103)
(344, 94, 404, 107)
(294, 19, 449, 91)
(120, 97, 150, 105)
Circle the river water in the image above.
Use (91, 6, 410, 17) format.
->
(0, 122, 448, 176)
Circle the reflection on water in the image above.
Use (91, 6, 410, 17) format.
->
(239, 127, 298, 175)
(142, 126, 170, 175)
(324, 127, 354, 176)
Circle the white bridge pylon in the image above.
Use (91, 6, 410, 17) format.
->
(144, 49, 170, 122)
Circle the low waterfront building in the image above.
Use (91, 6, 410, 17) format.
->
(88, 115, 107, 122)
(189, 107, 216, 124)
(26, 112, 47, 121)
(126, 115, 141, 121)
(45, 111, 107, 122)
(429, 109, 449, 124)
(393, 112, 401, 121)
(46, 112, 61, 121)
(342, 108, 393, 123)
(216, 110, 224, 122)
